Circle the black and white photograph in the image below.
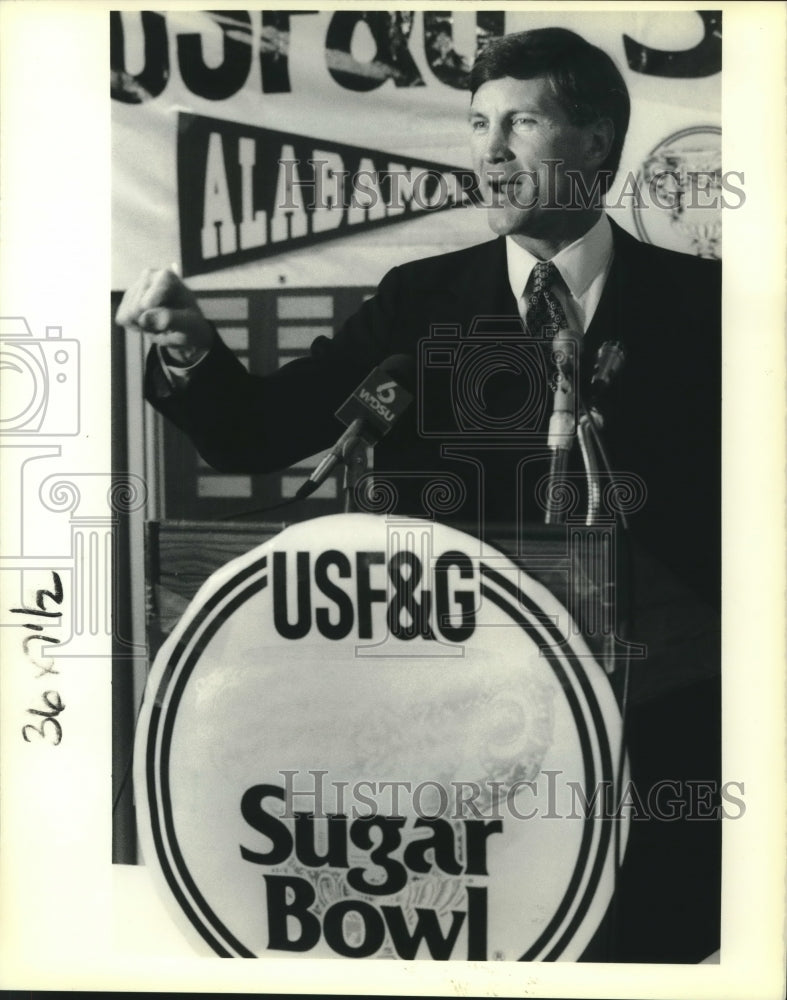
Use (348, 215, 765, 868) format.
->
(0, 2, 785, 996)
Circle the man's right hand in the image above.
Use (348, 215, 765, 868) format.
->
(115, 267, 215, 366)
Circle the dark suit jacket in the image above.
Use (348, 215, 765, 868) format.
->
(148, 218, 721, 607)
(146, 218, 722, 961)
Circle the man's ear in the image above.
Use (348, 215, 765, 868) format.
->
(584, 117, 615, 168)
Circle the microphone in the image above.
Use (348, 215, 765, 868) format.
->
(295, 354, 415, 500)
(544, 330, 578, 525)
(547, 329, 578, 451)
(590, 341, 625, 405)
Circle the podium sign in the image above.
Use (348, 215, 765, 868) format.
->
(134, 514, 626, 960)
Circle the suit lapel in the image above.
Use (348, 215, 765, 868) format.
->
(450, 225, 644, 350)
(435, 225, 647, 366)
(453, 238, 520, 322)
(583, 219, 646, 362)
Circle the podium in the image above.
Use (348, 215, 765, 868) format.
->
(135, 513, 646, 961)
(137, 513, 721, 962)
(144, 517, 642, 674)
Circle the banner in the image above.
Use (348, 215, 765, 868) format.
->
(177, 113, 478, 277)
(112, 9, 722, 290)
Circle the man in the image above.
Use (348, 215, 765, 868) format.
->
(119, 27, 719, 605)
(118, 28, 721, 962)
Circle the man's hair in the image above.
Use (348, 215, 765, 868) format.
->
(470, 28, 631, 191)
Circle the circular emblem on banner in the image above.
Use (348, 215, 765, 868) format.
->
(632, 125, 722, 259)
(134, 514, 626, 961)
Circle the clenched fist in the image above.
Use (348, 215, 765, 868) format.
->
(115, 267, 215, 365)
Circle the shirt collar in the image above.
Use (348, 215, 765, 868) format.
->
(506, 213, 614, 301)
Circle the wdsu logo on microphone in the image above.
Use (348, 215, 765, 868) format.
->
(0, 318, 80, 436)
(335, 365, 413, 441)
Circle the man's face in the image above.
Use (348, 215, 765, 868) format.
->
(469, 75, 604, 243)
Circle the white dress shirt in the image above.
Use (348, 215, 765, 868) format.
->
(157, 342, 210, 388)
(506, 213, 615, 335)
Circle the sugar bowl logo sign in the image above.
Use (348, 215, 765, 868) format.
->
(134, 515, 626, 960)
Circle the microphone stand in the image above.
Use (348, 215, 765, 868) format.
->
(577, 410, 602, 525)
(576, 404, 617, 676)
(544, 332, 631, 674)
(544, 336, 576, 525)
(342, 438, 370, 513)
(544, 446, 572, 524)
(576, 398, 632, 964)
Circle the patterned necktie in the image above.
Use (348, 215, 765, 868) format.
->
(525, 261, 568, 339)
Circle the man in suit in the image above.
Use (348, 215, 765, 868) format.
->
(118, 28, 721, 962)
(121, 28, 719, 605)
